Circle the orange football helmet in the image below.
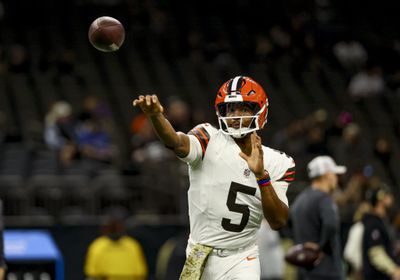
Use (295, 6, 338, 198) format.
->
(215, 76, 269, 138)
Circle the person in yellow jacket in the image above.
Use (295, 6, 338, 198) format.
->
(85, 214, 148, 280)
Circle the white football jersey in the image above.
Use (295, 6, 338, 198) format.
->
(180, 123, 295, 249)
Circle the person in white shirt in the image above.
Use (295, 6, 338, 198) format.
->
(343, 202, 371, 280)
(133, 76, 295, 280)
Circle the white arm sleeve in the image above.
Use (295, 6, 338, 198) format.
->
(344, 222, 364, 269)
(178, 134, 203, 166)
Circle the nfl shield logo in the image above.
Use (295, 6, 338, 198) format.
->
(244, 168, 251, 177)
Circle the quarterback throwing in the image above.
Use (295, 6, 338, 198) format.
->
(133, 76, 295, 280)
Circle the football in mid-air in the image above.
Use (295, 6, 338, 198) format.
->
(284, 244, 320, 268)
(88, 16, 125, 52)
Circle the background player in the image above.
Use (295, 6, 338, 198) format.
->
(133, 76, 295, 279)
(290, 156, 346, 280)
(362, 186, 400, 280)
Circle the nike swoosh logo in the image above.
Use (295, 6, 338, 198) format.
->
(246, 256, 257, 261)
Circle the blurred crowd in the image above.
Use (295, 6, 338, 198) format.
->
(44, 96, 118, 170)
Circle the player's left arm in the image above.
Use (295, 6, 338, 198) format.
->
(240, 132, 294, 230)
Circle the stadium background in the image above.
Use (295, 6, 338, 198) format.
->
(0, 0, 399, 279)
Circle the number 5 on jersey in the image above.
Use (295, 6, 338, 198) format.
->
(221, 182, 257, 232)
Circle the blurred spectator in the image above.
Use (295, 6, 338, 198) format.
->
(290, 156, 346, 280)
(343, 202, 371, 280)
(44, 101, 75, 148)
(130, 113, 173, 163)
(361, 185, 400, 280)
(272, 119, 306, 158)
(79, 95, 118, 150)
(165, 96, 192, 133)
(326, 111, 353, 140)
(333, 37, 367, 75)
(305, 126, 329, 156)
(84, 213, 148, 280)
(373, 136, 392, 169)
(269, 25, 292, 57)
(333, 123, 370, 177)
(155, 227, 189, 280)
(258, 219, 284, 280)
(348, 64, 385, 99)
(77, 94, 119, 167)
(44, 101, 79, 166)
(255, 35, 274, 63)
(334, 172, 372, 246)
(304, 109, 329, 156)
(130, 113, 155, 148)
(79, 95, 112, 123)
(77, 118, 117, 164)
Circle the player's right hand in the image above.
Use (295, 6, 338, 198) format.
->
(239, 132, 264, 178)
(133, 94, 164, 116)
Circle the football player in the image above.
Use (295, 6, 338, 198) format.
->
(133, 76, 295, 279)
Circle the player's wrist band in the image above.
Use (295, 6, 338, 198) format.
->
(257, 178, 271, 187)
(257, 171, 271, 187)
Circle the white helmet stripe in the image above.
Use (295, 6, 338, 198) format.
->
(230, 76, 242, 94)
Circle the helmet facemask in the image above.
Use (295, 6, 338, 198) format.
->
(216, 102, 267, 138)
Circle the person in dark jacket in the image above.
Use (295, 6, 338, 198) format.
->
(362, 185, 400, 280)
(290, 156, 346, 280)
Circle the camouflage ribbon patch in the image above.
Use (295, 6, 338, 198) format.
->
(179, 243, 213, 280)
